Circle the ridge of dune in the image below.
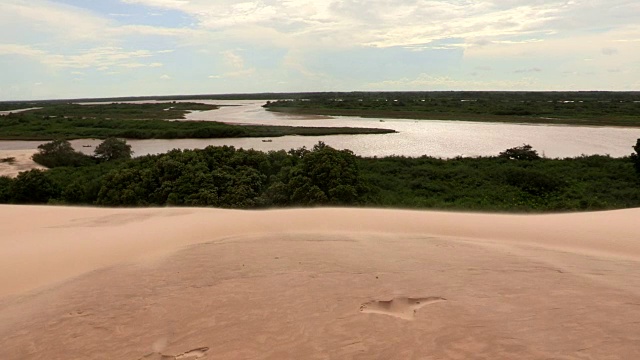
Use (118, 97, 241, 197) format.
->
(1, 205, 640, 359)
(2, 205, 640, 298)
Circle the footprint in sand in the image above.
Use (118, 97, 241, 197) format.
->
(360, 297, 446, 320)
(139, 347, 209, 360)
(174, 348, 209, 360)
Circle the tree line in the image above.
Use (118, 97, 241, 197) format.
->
(1, 140, 639, 212)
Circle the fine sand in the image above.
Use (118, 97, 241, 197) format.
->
(1, 206, 639, 359)
(0, 150, 44, 178)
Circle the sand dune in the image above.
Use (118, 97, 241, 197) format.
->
(1, 206, 640, 359)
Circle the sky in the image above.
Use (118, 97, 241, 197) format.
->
(1, 0, 639, 100)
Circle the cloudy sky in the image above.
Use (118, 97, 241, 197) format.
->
(1, 0, 639, 100)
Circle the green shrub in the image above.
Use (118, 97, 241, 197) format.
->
(498, 144, 541, 161)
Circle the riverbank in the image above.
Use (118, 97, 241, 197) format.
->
(266, 106, 640, 127)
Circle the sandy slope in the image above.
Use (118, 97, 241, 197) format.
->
(1, 206, 639, 359)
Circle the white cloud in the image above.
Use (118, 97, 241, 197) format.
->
(112, 0, 577, 49)
(160, 74, 172, 80)
(120, 63, 149, 68)
(1, 0, 639, 98)
(0, 44, 169, 70)
(0, 43, 46, 57)
(515, 68, 542, 73)
(217, 50, 256, 78)
(0, 0, 112, 42)
(222, 50, 245, 70)
(365, 73, 542, 90)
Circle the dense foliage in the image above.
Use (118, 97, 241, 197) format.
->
(358, 153, 640, 211)
(0, 143, 367, 207)
(633, 139, 640, 175)
(32, 138, 133, 168)
(1, 141, 639, 212)
(263, 91, 640, 127)
(32, 139, 95, 167)
(94, 138, 133, 161)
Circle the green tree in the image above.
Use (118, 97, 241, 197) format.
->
(504, 168, 562, 196)
(94, 138, 133, 161)
(11, 169, 59, 203)
(284, 142, 366, 205)
(632, 139, 640, 175)
(499, 144, 541, 161)
(32, 139, 93, 168)
(96, 168, 153, 206)
(0, 176, 13, 203)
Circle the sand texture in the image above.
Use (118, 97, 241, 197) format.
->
(1, 206, 640, 359)
(0, 150, 44, 178)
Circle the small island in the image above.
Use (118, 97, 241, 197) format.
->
(0, 101, 395, 140)
(262, 91, 640, 127)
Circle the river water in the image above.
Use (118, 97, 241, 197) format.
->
(0, 100, 638, 159)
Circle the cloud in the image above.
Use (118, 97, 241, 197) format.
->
(160, 74, 171, 80)
(1, 0, 640, 99)
(515, 67, 542, 73)
(217, 50, 256, 78)
(0, 44, 169, 70)
(120, 63, 149, 68)
(0, 0, 125, 49)
(365, 73, 541, 90)
(0, 43, 46, 57)
(115, 25, 201, 37)
(222, 50, 245, 70)
(115, 0, 567, 49)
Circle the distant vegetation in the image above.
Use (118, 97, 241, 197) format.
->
(1, 140, 639, 212)
(0, 102, 393, 140)
(263, 91, 640, 127)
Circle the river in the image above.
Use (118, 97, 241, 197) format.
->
(0, 100, 638, 159)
